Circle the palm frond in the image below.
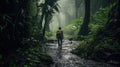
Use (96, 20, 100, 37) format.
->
(52, 3, 59, 12)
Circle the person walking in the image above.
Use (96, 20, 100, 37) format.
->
(56, 27, 64, 49)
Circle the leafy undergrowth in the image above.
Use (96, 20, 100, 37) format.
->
(72, 2, 120, 64)
(64, 18, 83, 39)
(0, 38, 53, 67)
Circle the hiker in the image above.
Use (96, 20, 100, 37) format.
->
(56, 27, 64, 49)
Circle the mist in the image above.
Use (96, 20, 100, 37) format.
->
(50, 0, 76, 31)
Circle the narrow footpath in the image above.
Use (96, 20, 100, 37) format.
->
(44, 40, 118, 67)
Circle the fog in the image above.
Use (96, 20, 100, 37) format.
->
(50, 0, 76, 31)
(50, 0, 85, 31)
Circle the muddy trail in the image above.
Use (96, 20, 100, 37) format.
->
(43, 40, 118, 67)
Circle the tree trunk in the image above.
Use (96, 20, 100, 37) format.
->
(42, 14, 48, 39)
(39, 11, 44, 30)
(46, 22, 50, 31)
(46, 15, 52, 32)
(77, 0, 90, 40)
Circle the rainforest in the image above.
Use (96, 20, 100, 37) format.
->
(0, 0, 120, 67)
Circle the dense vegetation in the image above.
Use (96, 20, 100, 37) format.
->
(0, 0, 58, 66)
(0, 0, 119, 66)
(72, 0, 120, 65)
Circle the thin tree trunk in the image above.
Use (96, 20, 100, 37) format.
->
(39, 12, 44, 30)
(42, 14, 48, 39)
(46, 15, 52, 32)
(46, 22, 50, 31)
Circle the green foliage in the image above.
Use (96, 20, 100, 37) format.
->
(7, 38, 53, 67)
(0, 0, 54, 66)
(89, 6, 111, 34)
(64, 18, 83, 39)
(29, 18, 43, 40)
(0, 0, 30, 53)
(45, 31, 53, 39)
(73, 34, 94, 57)
(92, 7, 109, 24)
(40, 0, 59, 38)
(73, 3, 120, 62)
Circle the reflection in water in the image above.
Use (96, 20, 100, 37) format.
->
(57, 48, 62, 59)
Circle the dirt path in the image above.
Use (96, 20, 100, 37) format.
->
(44, 40, 118, 67)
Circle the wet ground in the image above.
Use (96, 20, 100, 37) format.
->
(44, 40, 118, 67)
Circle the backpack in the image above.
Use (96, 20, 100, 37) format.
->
(56, 30, 63, 39)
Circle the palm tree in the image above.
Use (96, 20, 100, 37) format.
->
(39, 0, 59, 39)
